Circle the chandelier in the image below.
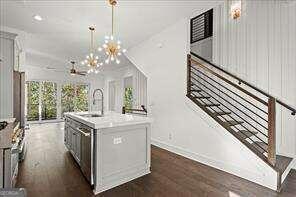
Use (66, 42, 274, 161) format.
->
(81, 27, 103, 74)
(98, 0, 126, 64)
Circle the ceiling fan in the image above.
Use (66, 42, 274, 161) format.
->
(70, 61, 87, 76)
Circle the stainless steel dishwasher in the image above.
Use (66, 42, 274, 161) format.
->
(76, 125, 95, 187)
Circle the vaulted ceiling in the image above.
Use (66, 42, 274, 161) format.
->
(0, 0, 222, 72)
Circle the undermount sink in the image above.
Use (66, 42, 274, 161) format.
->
(80, 113, 103, 118)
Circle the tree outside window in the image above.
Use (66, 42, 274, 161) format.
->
(124, 87, 133, 109)
(75, 85, 89, 112)
(26, 81, 40, 121)
(26, 81, 89, 121)
(41, 82, 57, 120)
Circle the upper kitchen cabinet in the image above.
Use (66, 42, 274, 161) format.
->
(0, 31, 20, 119)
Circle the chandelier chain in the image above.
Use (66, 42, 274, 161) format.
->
(112, 5, 114, 36)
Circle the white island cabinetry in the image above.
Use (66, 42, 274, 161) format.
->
(64, 112, 152, 194)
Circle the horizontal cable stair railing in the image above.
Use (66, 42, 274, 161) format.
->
(190, 75, 269, 139)
(187, 53, 296, 166)
(190, 52, 296, 116)
(188, 78, 268, 154)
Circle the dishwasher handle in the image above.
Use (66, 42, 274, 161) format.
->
(76, 127, 91, 137)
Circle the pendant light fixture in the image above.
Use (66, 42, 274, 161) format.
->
(98, 0, 126, 64)
(81, 27, 103, 74)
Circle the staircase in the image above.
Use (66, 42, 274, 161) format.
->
(187, 52, 296, 192)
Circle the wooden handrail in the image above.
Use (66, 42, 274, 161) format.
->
(187, 54, 283, 167)
(268, 97, 276, 166)
(190, 52, 296, 115)
(190, 58, 268, 106)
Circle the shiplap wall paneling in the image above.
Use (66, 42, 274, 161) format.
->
(213, 0, 296, 156)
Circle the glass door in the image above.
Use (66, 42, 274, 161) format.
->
(26, 81, 40, 121)
(41, 82, 57, 120)
(26, 81, 89, 121)
(61, 84, 76, 115)
(61, 84, 89, 116)
(75, 84, 89, 112)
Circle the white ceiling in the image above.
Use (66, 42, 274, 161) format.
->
(0, 0, 222, 72)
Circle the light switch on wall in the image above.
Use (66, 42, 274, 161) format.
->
(113, 137, 122, 144)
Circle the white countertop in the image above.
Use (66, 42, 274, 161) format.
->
(65, 111, 152, 129)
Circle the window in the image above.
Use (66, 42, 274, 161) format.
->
(61, 84, 76, 114)
(26, 81, 89, 122)
(26, 81, 40, 121)
(61, 84, 89, 115)
(124, 87, 133, 109)
(41, 82, 57, 120)
(75, 84, 89, 112)
(123, 76, 133, 109)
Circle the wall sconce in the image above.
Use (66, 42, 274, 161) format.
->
(230, 0, 242, 20)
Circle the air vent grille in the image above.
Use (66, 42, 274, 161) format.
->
(190, 9, 213, 44)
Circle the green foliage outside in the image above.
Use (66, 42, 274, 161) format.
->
(41, 82, 57, 120)
(62, 84, 76, 114)
(124, 87, 133, 109)
(61, 84, 89, 114)
(27, 81, 89, 121)
(27, 81, 40, 121)
(75, 85, 89, 112)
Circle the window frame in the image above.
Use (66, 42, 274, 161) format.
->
(26, 79, 90, 123)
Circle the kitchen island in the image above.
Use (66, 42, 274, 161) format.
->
(64, 111, 152, 194)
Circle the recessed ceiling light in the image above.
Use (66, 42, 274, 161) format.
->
(33, 15, 43, 21)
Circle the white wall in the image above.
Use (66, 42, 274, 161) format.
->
(103, 66, 133, 113)
(126, 18, 279, 190)
(213, 0, 296, 157)
(191, 37, 213, 61)
(103, 64, 147, 113)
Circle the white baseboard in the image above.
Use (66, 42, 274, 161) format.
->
(282, 158, 295, 184)
(151, 138, 278, 191)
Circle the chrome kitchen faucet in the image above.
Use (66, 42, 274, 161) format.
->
(93, 89, 104, 116)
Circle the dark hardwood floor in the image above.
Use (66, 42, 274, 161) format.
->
(17, 123, 296, 197)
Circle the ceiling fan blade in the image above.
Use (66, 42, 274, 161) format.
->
(76, 72, 86, 76)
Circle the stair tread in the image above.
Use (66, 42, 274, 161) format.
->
(236, 130, 258, 139)
(252, 142, 268, 153)
(223, 120, 244, 127)
(204, 103, 220, 107)
(212, 111, 231, 116)
(275, 155, 293, 173)
(190, 89, 202, 92)
(193, 96, 211, 99)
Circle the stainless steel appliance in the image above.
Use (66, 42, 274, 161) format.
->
(64, 118, 95, 187)
(76, 126, 94, 186)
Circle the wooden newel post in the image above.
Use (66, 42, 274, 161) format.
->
(268, 97, 276, 166)
(187, 54, 191, 96)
